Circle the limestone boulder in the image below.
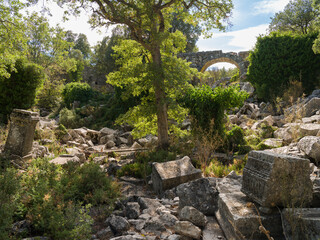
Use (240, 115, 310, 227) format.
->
(300, 123, 320, 136)
(174, 221, 201, 240)
(298, 136, 320, 165)
(261, 138, 283, 148)
(176, 177, 218, 215)
(100, 127, 117, 136)
(179, 206, 207, 228)
(302, 115, 320, 124)
(125, 202, 140, 219)
(303, 97, 320, 117)
(131, 142, 143, 149)
(106, 140, 116, 149)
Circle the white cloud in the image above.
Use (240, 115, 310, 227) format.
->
(253, 0, 290, 15)
(198, 24, 269, 52)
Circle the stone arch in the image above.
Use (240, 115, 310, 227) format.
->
(200, 57, 241, 73)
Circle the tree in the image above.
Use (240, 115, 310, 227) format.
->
(313, 0, 320, 53)
(0, 1, 27, 78)
(169, 13, 202, 52)
(32, 0, 233, 149)
(247, 32, 320, 102)
(269, 0, 319, 34)
(74, 33, 91, 59)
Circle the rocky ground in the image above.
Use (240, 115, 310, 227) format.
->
(7, 86, 320, 240)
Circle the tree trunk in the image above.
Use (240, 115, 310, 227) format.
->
(152, 47, 169, 150)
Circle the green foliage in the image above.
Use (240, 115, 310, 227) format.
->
(247, 32, 320, 101)
(61, 162, 120, 206)
(73, 33, 91, 59)
(62, 82, 95, 107)
(17, 158, 93, 239)
(313, 0, 320, 53)
(0, 0, 27, 78)
(59, 108, 79, 129)
(226, 125, 251, 154)
(269, 0, 319, 34)
(36, 78, 64, 112)
(0, 167, 20, 240)
(204, 157, 247, 178)
(108, 37, 195, 138)
(0, 58, 45, 122)
(181, 85, 248, 136)
(15, 158, 120, 239)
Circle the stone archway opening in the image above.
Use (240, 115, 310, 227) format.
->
(201, 57, 240, 73)
(203, 60, 239, 86)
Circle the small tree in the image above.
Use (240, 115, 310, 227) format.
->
(0, 58, 45, 122)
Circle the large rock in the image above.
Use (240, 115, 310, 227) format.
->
(125, 202, 140, 219)
(107, 215, 130, 234)
(282, 208, 320, 240)
(303, 97, 320, 117)
(202, 217, 226, 240)
(241, 151, 313, 207)
(151, 156, 202, 194)
(298, 136, 320, 165)
(179, 206, 207, 228)
(299, 123, 320, 136)
(216, 192, 284, 240)
(174, 221, 201, 240)
(176, 177, 218, 215)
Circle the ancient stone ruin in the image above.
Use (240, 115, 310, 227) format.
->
(4, 109, 39, 159)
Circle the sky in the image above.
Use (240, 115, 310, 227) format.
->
(28, 0, 291, 68)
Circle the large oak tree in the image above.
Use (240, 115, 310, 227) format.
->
(36, 0, 233, 149)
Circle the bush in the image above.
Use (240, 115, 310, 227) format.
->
(180, 85, 248, 136)
(59, 108, 79, 129)
(62, 82, 94, 107)
(0, 168, 20, 239)
(226, 125, 251, 154)
(247, 32, 320, 102)
(36, 78, 64, 112)
(0, 58, 45, 122)
(16, 158, 120, 239)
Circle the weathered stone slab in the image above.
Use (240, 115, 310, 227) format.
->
(4, 109, 39, 157)
(241, 151, 313, 207)
(216, 192, 285, 240)
(282, 208, 320, 240)
(151, 156, 202, 194)
(202, 217, 226, 240)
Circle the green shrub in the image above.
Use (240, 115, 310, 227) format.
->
(247, 32, 320, 101)
(204, 157, 247, 178)
(36, 78, 64, 112)
(180, 85, 248, 136)
(226, 125, 247, 151)
(0, 168, 20, 240)
(0, 58, 45, 123)
(62, 162, 120, 206)
(59, 108, 79, 129)
(62, 82, 94, 107)
(259, 124, 275, 139)
(16, 158, 120, 239)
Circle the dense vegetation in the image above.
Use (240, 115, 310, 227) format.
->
(247, 32, 320, 101)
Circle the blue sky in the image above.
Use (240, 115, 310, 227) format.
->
(198, 0, 291, 52)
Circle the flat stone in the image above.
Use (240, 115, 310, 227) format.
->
(174, 221, 201, 240)
(241, 151, 313, 207)
(179, 206, 207, 228)
(202, 217, 226, 240)
(108, 215, 130, 234)
(303, 97, 320, 117)
(282, 208, 320, 240)
(216, 192, 285, 240)
(300, 124, 320, 136)
(96, 226, 114, 240)
(177, 177, 218, 215)
(151, 156, 202, 194)
(49, 155, 80, 165)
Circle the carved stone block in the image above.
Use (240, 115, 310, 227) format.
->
(152, 156, 202, 194)
(4, 109, 39, 157)
(241, 151, 313, 207)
